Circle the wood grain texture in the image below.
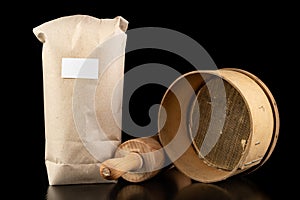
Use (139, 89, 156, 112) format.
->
(100, 152, 143, 180)
(100, 136, 165, 182)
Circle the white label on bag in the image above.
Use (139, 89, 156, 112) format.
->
(61, 58, 99, 79)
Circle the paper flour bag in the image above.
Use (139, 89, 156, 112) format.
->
(33, 15, 128, 185)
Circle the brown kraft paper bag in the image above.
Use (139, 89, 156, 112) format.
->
(33, 15, 128, 185)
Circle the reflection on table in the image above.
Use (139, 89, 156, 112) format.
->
(47, 167, 270, 200)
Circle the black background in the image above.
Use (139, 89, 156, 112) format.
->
(14, 1, 296, 199)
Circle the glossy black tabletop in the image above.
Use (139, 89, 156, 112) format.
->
(43, 168, 272, 200)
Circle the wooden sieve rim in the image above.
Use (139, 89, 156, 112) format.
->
(222, 68, 280, 174)
(190, 68, 278, 174)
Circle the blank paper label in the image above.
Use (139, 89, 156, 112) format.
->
(61, 58, 99, 79)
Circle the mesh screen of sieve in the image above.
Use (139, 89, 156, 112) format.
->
(190, 77, 251, 171)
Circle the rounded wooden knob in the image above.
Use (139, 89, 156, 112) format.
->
(100, 136, 165, 182)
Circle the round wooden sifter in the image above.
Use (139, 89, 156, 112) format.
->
(158, 68, 279, 183)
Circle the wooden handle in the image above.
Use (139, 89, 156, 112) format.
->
(100, 137, 165, 182)
(100, 152, 143, 180)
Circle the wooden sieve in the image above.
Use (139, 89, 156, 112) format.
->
(158, 68, 279, 183)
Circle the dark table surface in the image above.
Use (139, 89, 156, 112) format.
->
(43, 167, 273, 200)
